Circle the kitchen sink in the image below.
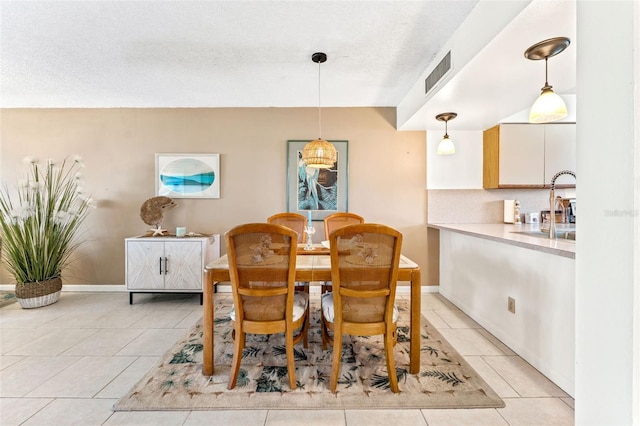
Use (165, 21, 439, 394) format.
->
(512, 227, 576, 241)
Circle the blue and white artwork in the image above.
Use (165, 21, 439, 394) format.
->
(156, 154, 220, 198)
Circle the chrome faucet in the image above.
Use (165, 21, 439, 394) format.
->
(549, 170, 576, 239)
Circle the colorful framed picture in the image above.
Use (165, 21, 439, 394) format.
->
(155, 153, 220, 199)
(286, 140, 348, 221)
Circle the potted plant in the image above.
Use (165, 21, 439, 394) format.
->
(0, 156, 95, 308)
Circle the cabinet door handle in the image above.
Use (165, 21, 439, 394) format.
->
(164, 257, 169, 274)
(159, 257, 163, 275)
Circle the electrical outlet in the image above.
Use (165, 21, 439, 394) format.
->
(508, 297, 516, 314)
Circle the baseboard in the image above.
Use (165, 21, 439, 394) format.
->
(0, 284, 127, 292)
(1, 283, 440, 294)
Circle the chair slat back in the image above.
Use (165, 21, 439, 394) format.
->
(329, 223, 402, 324)
(324, 212, 364, 240)
(226, 223, 297, 322)
(267, 212, 307, 243)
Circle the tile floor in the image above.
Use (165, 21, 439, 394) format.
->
(0, 291, 574, 425)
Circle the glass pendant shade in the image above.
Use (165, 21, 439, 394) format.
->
(524, 37, 571, 124)
(435, 112, 457, 156)
(302, 138, 337, 168)
(437, 135, 455, 155)
(528, 86, 567, 123)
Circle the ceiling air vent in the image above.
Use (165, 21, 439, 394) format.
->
(425, 51, 451, 95)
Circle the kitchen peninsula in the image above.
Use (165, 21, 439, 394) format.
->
(429, 223, 575, 397)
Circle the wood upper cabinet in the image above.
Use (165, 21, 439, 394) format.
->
(483, 123, 576, 188)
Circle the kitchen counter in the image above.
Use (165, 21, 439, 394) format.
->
(428, 223, 575, 259)
(431, 222, 576, 396)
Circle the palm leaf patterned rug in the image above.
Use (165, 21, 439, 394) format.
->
(114, 298, 504, 410)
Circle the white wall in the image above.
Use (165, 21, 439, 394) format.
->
(426, 130, 483, 189)
(575, 2, 639, 424)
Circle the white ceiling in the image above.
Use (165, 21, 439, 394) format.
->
(0, 0, 576, 130)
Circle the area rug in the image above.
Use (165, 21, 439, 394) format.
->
(0, 291, 17, 308)
(114, 298, 504, 411)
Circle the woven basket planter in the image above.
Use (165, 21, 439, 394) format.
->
(15, 277, 62, 309)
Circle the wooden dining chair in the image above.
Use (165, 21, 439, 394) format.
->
(225, 223, 309, 390)
(320, 223, 403, 393)
(321, 212, 365, 293)
(323, 212, 365, 241)
(267, 212, 307, 244)
(268, 212, 309, 293)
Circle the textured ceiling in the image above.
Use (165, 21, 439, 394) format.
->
(0, 1, 579, 130)
(0, 0, 478, 108)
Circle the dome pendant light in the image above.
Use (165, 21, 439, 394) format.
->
(525, 37, 570, 124)
(301, 52, 337, 169)
(435, 112, 457, 155)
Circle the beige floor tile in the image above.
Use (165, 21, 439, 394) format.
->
(266, 409, 344, 426)
(0, 308, 67, 329)
(115, 328, 189, 356)
(477, 329, 517, 356)
(96, 356, 160, 398)
(421, 408, 508, 425)
(498, 397, 574, 426)
(0, 328, 51, 354)
(463, 356, 519, 398)
(37, 307, 115, 328)
(0, 356, 81, 397)
(561, 397, 575, 409)
(483, 356, 570, 398)
(345, 409, 427, 426)
(61, 328, 145, 356)
(62, 292, 127, 308)
(185, 410, 268, 425)
(103, 410, 190, 425)
(82, 308, 153, 329)
(21, 397, 117, 426)
(421, 293, 455, 310)
(131, 308, 192, 329)
(7, 328, 98, 356)
(0, 397, 53, 425)
(0, 355, 24, 370)
(432, 309, 481, 329)
(174, 309, 204, 329)
(437, 328, 504, 356)
(27, 356, 136, 398)
(422, 310, 451, 329)
(0, 292, 579, 425)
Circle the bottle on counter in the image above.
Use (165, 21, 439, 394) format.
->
(514, 200, 522, 224)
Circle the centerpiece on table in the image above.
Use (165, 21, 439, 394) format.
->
(0, 156, 95, 308)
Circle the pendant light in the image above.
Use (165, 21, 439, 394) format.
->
(435, 112, 457, 155)
(301, 52, 337, 168)
(525, 37, 570, 124)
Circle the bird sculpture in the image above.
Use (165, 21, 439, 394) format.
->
(140, 196, 178, 236)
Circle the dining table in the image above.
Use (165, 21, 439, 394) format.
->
(201, 243, 422, 375)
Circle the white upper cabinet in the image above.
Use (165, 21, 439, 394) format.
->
(483, 123, 576, 188)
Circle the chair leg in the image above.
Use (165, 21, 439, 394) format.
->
(285, 325, 297, 390)
(227, 328, 245, 390)
(302, 310, 309, 349)
(330, 331, 342, 392)
(384, 329, 399, 393)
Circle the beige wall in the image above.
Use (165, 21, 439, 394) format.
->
(0, 107, 428, 286)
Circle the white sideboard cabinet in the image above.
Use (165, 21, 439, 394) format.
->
(125, 235, 220, 304)
(483, 123, 576, 188)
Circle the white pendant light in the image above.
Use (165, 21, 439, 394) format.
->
(301, 52, 337, 168)
(435, 112, 457, 155)
(525, 37, 570, 124)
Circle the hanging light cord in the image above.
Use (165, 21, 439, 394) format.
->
(317, 59, 322, 139)
(544, 57, 549, 87)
